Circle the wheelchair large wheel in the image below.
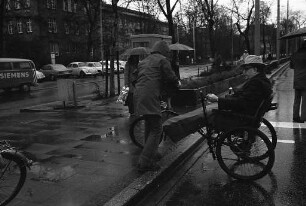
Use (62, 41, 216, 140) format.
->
(129, 110, 178, 149)
(259, 118, 277, 149)
(216, 127, 275, 180)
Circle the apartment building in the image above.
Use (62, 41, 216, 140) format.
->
(3, 0, 168, 67)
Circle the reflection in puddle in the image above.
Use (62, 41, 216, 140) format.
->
(81, 126, 121, 142)
(30, 163, 76, 182)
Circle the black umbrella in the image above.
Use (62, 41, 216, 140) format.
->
(280, 27, 306, 39)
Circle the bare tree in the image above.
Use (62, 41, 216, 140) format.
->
(232, 0, 254, 53)
(259, 1, 272, 60)
(80, 0, 101, 60)
(196, 0, 218, 58)
(291, 10, 306, 29)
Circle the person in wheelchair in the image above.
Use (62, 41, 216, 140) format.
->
(206, 55, 272, 130)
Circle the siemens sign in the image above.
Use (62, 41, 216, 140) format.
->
(0, 72, 30, 79)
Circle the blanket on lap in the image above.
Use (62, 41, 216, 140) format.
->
(163, 107, 206, 142)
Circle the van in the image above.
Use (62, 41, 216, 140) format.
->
(0, 58, 37, 92)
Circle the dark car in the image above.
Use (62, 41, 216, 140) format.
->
(40, 64, 72, 81)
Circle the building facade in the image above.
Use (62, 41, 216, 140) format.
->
(3, 0, 169, 67)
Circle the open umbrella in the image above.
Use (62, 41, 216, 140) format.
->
(169, 43, 194, 51)
(280, 27, 306, 39)
(122, 47, 151, 56)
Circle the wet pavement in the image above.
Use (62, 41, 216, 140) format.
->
(0, 63, 288, 206)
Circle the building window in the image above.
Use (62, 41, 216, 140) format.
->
(63, 0, 72, 12)
(64, 23, 69, 34)
(48, 18, 57, 33)
(50, 42, 59, 56)
(26, 19, 32, 33)
(25, 0, 31, 8)
(6, 0, 12, 10)
(75, 24, 79, 35)
(68, 0, 72, 12)
(17, 20, 23, 33)
(15, 0, 21, 9)
(73, 0, 77, 13)
(8, 21, 14, 34)
(47, 0, 56, 9)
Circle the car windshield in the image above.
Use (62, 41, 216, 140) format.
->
(78, 62, 86, 67)
(53, 64, 67, 71)
(93, 62, 102, 67)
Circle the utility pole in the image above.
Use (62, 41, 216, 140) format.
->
(276, 0, 280, 62)
(286, 0, 289, 56)
(254, 0, 260, 55)
(100, 1, 104, 70)
(193, 21, 196, 64)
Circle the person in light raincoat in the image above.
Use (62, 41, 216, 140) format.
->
(133, 40, 180, 172)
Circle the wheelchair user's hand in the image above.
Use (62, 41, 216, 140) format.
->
(206, 93, 218, 102)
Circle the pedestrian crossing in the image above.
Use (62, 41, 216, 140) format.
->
(269, 121, 306, 129)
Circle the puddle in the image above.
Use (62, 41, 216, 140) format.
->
(30, 163, 76, 182)
(81, 126, 118, 142)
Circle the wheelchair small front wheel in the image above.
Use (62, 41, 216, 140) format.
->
(216, 127, 275, 181)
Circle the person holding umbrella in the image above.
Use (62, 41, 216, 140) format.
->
(124, 55, 139, 116)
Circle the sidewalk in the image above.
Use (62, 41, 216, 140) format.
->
(3, 63, 288, 206)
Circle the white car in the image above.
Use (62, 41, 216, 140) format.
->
(85, 62, 103, 75)
(67, 62, 99, 78)
(35, 70, 45, 82)
(100, 60, 125, 74)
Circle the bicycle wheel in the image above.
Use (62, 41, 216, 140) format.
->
(129, 110, 178, 149)
(216, 127, 275, 180)
(258, 118, 277, 149)
(0, 152, 27, 206)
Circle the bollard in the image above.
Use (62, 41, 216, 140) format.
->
(72, 81, 77, 107)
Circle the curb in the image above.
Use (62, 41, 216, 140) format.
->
(102, 62, 289, 206)
(104, 134, 206, 206)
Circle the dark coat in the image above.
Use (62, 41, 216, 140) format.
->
(133, 53, 179, 116)
(290, 47, 306, 89)
(218, 73, 272, 115)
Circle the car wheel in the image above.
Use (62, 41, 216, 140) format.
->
(79, 71, 86, 78)
(19, 85, 31, 92)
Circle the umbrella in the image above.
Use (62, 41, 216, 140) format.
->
(122, 47, 151, 56)
(280, 27, 306, 39)
(169, 43, 194, 51)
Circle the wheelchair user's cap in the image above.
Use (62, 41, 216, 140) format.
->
(241, 55, 266, 69)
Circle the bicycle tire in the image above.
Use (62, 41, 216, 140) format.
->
(0, 153, 27, 206)
(259, 118, 277, 149)
(216, 127, 275, 180)
(129, 110, 179, 149)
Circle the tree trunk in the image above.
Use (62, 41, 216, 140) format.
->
(109, 0, 119, 97)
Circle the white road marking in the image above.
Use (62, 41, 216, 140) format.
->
(268, 121, 306, 129)
(274, 139, 295, 144)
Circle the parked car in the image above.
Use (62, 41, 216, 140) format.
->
(85, 62, 103, 75)
(40, 64, 72, 81)
(100, 60, 125, 74)
(35, 70, 45, 82)
(0, 58, 37, 92)
(67, 62, 99, 78)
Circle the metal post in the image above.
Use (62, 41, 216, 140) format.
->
(116, 51, 120, 95)
(276, 0, 280, 62)
(72, 81, 77, 107)
(100, 1, 104, 70)
(286, 0, 289, 56)
(254, 0, 260, 55)
(193, 21, 196, 64)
